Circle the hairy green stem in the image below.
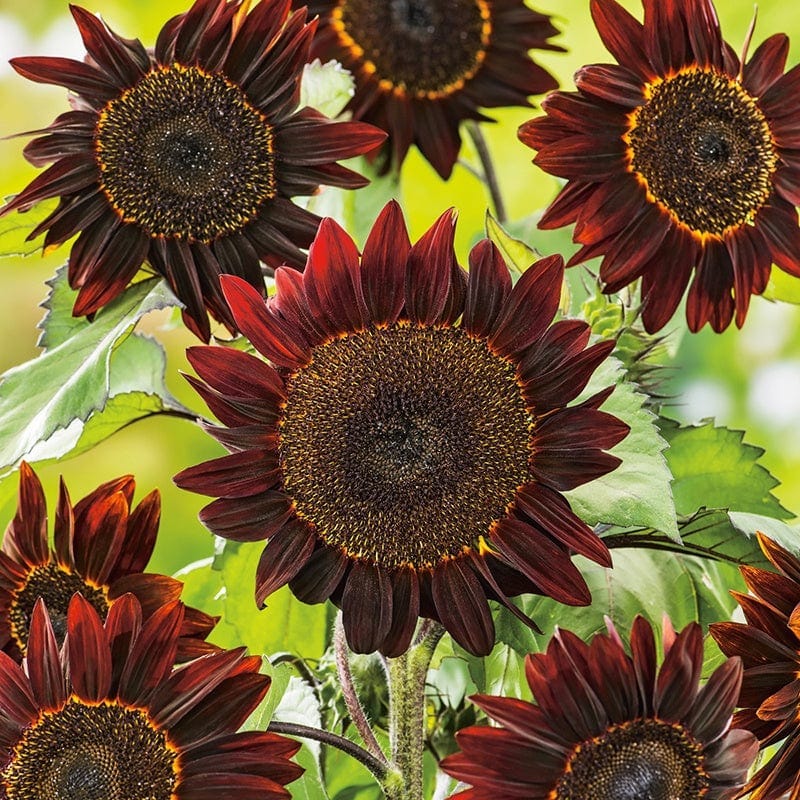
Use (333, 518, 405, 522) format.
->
(267, 721, 390, 781)
(334, 613, 388, 763)
(385, 623, 446, 800)
(465, 120, 507, 223)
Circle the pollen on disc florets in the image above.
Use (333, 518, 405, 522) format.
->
(332, 0, 492, 97)
(626, 67, 778, 238)
(96, 64, 276, 242)
(279, 324, 533, 569)
(8, 563, 108, 651)
(554, 719, 710, 800)
(5, 699, 177, 800)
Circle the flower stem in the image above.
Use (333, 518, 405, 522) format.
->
(465, 120, 508, 224)
(334, 613, 388, 764)
(267, 721, 391, 781)
(385, 622, 446, 800)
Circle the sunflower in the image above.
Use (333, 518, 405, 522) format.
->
(710, 533, 800, 800)
(441, 616, 758, 800)
(0, 462, 216, 663)
(292, 0, 562, 179)
(518, 0, 800, 334)
(0, 593, 302, 798)
(1, 0, 386, 341)
(174, 201, 628, 658)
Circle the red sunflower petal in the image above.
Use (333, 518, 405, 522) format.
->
(276, 109, 386, 165)
(538, 181, 597, 230)
(488, 255, 563, 357)
(186, 346, 286, 406)
(360, 200, 411, 325)
(686, 656, 742, 742)
(5, 462, 49, 567)
(534, 135, 627, 180)
(304, 217, 368, 333)
(66, 593, 112, 702)
(574, 64, 645, 107)
(491, 519, 592, 607)
(514, 483, 611, 567)
(109, 489, 160, 580)
(26, 598, 67, 711)
(685, 0, 723, 69)
(200, 491, 294, 543)
(288, 546, 349, 605)
(8, 56, 120, 101)
(641, 0, 687, 74)
(0, 650, 39, 727)
(174, 449, 280, 498)
(685, 243, 735, 333)
(744, 34, 790, 97)
(653, 622, 702, 722)
(69, 5, 148, 87)
(432, 558, 494, 657)
(118, 600, 184, 704)
(254, 520, 316, 606)
(463, 240, 512, 339)
(381, 567, 421, 659)
(589, 0, 650, 77)
(74, 490, 130, 585)
(220, 275, 311, 369)
(72, 225, 151, 316)
(405, 209, 459, 325)
(53, 477, 75, 568)
(341, 561, 393, 654)
(758, 199, 800, 278)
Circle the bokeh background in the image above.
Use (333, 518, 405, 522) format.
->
(1, 0, 799, 579)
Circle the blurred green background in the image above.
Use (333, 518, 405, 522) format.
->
(1, 0, 798, 580)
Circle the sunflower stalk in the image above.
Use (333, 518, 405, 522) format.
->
(334, 613, 388, 764)
(267, 721, 391, 781)
(385, 622, 446, 800)
(465, 121, 507, 223)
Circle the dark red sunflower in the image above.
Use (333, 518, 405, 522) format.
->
(0, 462, 216, 663)
(292, 0, 562, 179)
(441, 616, 758, 800)
(174, 200, 628, 658)
(710, 533, 800, 800)
(0, 593, 302, 798)
(518, 0, 800, 334)
(0, 0, 385, 341)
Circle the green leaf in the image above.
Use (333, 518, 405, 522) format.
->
(0, 268, 184, 475)
(274, 677, 329, 800)
(306, 157, 400, 248)
(485, 211, 536, 280)
(678, 508, 799, 568)
(172, 557, 226, 622)
(564, 358, 679, 540)
(729, 511, 800, 554)
(244, 660, 294, 731)
(764, 266, 800, 305)
(449, 547, 740, 718)
(485, 212, 570, 312)
(300, 59, 356, 119)
(213, 541, 331, 658)
(659, 418, 792, 519)
(498, 549, 743, 666)
(0, 198, 57, 257)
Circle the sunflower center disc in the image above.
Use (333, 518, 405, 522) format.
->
(555, 719, 710, 800)
(5, 700, 176, 800)
(96, 65, 276, 242)
(9, 563, 108, 651)
(335, 0, 490, 95)
(627, 68, 777, 236)
(280, 325, 532, 569)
